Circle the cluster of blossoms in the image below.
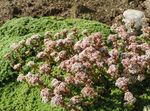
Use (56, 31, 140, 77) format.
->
(5, 16, 150, 110)
(17, 72, 44, 86)
(110, 15, 150, 105)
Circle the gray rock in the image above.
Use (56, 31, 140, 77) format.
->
(123, 9, 145, 31)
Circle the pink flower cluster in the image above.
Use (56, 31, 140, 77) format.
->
(109, 16, 150, 105)
(5, 16, 150, 110)
(25, 34, 40, 46)
(39, 63, 51, 74)
(74, 32, 103, 52)
(41, 88, 50, 103)
(17, 72, 43, 86)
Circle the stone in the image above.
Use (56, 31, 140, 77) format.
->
(123, 9, 145, 31)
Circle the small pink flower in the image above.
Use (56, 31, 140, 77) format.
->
(17, 74, 25, 82)
(107, 64, 118, 77)
(41, 88, 50, 97)
(44, 38, 50, 45)
(115, 77, 129, 90)
(27, 61, 35, 68)
(25, 34, 40, 45)
(25, 72, 33, 80)
(139, 55, 148, 61)
(51, 94, 63, 106)
(45, 40, 56, 49)
(139, 43, 150, 50)
(71, 62, 84, 72)
(91, 51, 101, 61)
(42, 96, 49, 103)
(54, 82, 70, 95)
(75, 72, 88, 84)
(121, 58, 130, 67)
(74, 41, 82, 52)
(65, 75, 75, 84)
(128, 36, 136, 43)
(137, 74, 145, 82)
(40, 64, 51, 74)
(50, 51, 58, 57)
(13, 63, 21, 70)
(54, 56, 60, 62)
(44, 47, 53, 53)
(31, 34, 40, 40)
(28, 74, 41, 85)
(108, 34, 117, 42)
(120, 32, 128, 40)
(128, 43, 138, 52)
(92, 32, 103, 47)
(109, 48, 119, 59)
(78, 52, 87, 61)
(72, 54, 79, 61)
(128, 56, 141, 74)
(130, 56, 138, 63)
(84, 46, 96, 54)
(81, 39, 91, 49)
(124, 91, 136, 104)
(111, 23, 118, 32)
(146, 49, 150, 57)
(41, 88, 50, 103)
(36, 52, 47, 59)
(142, 27, 150, 33)
(96, 61, 104, 68)
(57, 50, 67, 61)
(99, 46, 108, 54)
(64, 37, 74, 45)
(128, 64, 140, 74)
(122, 52, 135, 58)
(117, 26, 127, 39)
(56, 39, 64, 47)
(51, 78, 61, 87)
(83, 61, 92, 69)
(81, 85, 95, 97)
(107, 57, 116, 66)
(70, 96, 81, 104)
(59, 61, 66, 70)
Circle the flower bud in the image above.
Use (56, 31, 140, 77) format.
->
(81, 85, 95, 97)
(13, 63, 21, 70)
(40, 64, 51, 74)
(17, 74, 25, 82)
(27, 61, 35, 68)
(70, 96, 81, 105)
(51, 94, 63, 106)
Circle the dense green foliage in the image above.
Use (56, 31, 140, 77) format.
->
(0, 17, 110, 83)
(0, 17, 149, 111)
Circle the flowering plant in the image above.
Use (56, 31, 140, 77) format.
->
(5, 16, 150, 110)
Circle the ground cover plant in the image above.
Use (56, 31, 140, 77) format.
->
(0, 16, 150, 111)
(0, 17, 109, 111)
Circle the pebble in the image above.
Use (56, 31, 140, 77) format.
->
(123, 9, 145, 31)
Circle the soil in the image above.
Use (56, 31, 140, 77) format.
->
(0, 0, 148, 26)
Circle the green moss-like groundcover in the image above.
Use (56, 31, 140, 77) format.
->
(0, 17, 150, 111)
